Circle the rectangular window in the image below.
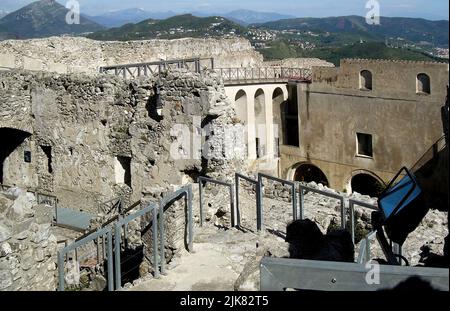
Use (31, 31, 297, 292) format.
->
(40, 146, 53, 173)
(357, 133, 373, 158)
(115, 156, 132, 188)
(24, 151, 32, 163)
(256, 138, 261, 159)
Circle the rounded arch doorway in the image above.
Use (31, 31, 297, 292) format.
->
(293, 163, 329, 187)
(350, 172, 385, 198)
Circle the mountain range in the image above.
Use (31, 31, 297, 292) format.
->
(87, 8, 295, 28)
(88, 8, 178, 28)
(0, 0, 104, 40)
(87, 14, 247, 41)
(0, 0, 448, 53)
(194, 10, 295, 26)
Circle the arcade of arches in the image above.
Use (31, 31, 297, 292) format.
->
(226, 83, 298, 166)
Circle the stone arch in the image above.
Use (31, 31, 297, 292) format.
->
(417, 73, 431, 94)
(254, 88, 266, 158)
(289, 162, 329, 186)
(360, 70, 373, 90)
(234, 89, 247, 125)
(0, 127, 32, 184)
(347, 170, 385, 198)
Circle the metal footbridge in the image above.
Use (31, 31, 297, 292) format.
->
(99, 57, 312, 85)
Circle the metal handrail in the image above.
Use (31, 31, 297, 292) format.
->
(348, 199, 378, 244)
(235, 173, 258, 228)
(98, 196, 123, 215)
(76, 200, 141, 243)
(411, 135, 446, 173)
(257, 173, 298, 232)
(198, 176, 236, 228)
(58, 226, 114, 291)
(159, 184, 194, 277)
(114, 202, 160, 290)
(215, 67, 312, 84)
(299, 184, 346, 229)
(99, 58, 214, 78)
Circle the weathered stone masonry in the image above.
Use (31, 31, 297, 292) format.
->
(0, 69, 242, 212)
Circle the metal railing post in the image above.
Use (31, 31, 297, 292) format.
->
(152, 208, 160, 279)
(114, 217, 122, 290)
(348, 199, 378, 245)
(256, 175, 263, 231)
(235, 174, 240, 228)
(107, 231, 114, 291)
(299, 187, 305, 220)
(58, 252, 65, 291)
(230, 184, 235, 228)
(198, 177, 235, 229)
(199, 179, 204, 227)
(159, 198, 166, 275)
(350, 201, 355, 244)
(188, 185, 194, 252)
(292, 183, 298, 221)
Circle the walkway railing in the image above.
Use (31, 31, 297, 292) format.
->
(160, 185, 194, 260)
(257, 173, 298, 231)
(215, 67, 312, 84)
(57, 185, 196, 291)
(58, 226, 114, 291)
(99, 58, 312, 85)
(299, 185, 346, 229)
(235, 173, 258, 229)
(114, 202, 160, 290)
(348, 199, 378, 244)
(98, 196, 124, 215)
(99, 58, 215, 79)
(198, 176, 235, 227)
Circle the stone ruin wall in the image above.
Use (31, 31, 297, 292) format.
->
(0, 69, 245, 212)
(0, 67, 247, 288)
(0, 37, 264, 75)
(0, 188, 58, 291)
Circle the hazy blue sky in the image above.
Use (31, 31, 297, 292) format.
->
(0, 0, 448, 20)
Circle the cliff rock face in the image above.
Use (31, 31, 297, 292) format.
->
(0, 37, 264, 74)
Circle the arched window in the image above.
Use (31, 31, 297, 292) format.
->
(417, 73, 431, 94)
(360, 70, 373, 90)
